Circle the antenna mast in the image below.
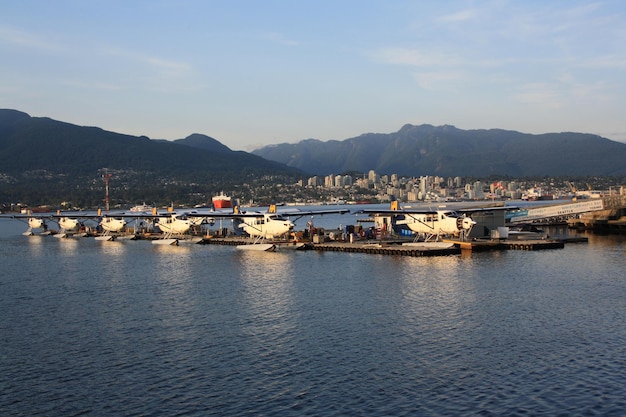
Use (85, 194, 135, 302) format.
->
(103, 169, 113, 212)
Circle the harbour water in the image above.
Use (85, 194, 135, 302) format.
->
(1, 214, 625, 416)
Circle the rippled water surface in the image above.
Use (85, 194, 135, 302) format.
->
(1, 219, 625, 416)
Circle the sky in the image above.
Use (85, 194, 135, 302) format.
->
(2, 1, 626, 151)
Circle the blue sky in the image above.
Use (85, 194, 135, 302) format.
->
(2, 1, 625, 150)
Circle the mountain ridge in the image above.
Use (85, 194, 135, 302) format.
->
(0, 109, 302, 206)
(252, 124, 626, 177)
(0, 109, 298, 177)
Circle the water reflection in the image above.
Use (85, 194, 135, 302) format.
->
(56, 235, 79, 254)
(235, 250, 299, 349)
(25, 235, 46, 257)
(396, 256, 466, 314)
(97, 239, 125, 257)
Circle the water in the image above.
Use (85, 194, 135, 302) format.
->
(1, 216, 625, 416)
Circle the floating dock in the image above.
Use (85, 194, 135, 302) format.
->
(200, 235, 585, 256)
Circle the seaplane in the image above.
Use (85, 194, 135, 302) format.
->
(54, 216, 83, 238)
(95, 216, 130, 241)
(358, 198, 513, 242)
(18, 215, 53, 236)
(203, 202, 350, 251)
(6, 210, 89, 237)
(90, 207, 202, 245)
(151, 213, 199, 245)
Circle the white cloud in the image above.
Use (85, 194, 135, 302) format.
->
(437, 9, 477, 23)
(262, 32, 299, 46)
(0, 25, 63, 52)
(580, 55, 626, 69)
(412, 71, 463, 91)
(371, 47, 458, 68)
(514, 83, 564, 108)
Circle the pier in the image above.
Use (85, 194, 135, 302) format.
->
(200, 235, 582, 256)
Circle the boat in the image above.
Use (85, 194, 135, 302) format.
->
(130, 203, 153, 212)
(212, 193, 232, 209)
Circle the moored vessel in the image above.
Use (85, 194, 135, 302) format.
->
(212, 193, 232, 209)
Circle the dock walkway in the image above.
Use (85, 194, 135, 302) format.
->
(200, 235, 583, 256)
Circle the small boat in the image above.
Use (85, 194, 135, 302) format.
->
(130, 203, 152, 213)
(212, 193, 232, 209)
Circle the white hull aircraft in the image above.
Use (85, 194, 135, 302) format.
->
(358, 199, 514, 241)
(199, 202, 350, 249)
(54, 217, 83, 238)
(22, 216, 51, 236)
(95, 217, 129, 241)
(151, 213, 195, 245)
(7, 211, 54, 236)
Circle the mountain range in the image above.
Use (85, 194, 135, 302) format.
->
(252, 124, 626, 177)
(0, 109, 298, 178)
(0, 109, 301, 206)
(2, 108, 626, 207)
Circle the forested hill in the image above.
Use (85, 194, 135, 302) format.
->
(0, 109, 297, 177)
(252, 124, 626, 177)
(0, 109, 301, 206)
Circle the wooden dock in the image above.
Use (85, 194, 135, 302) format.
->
(311, 241, 461, 256)
(200, 236, 579, 256)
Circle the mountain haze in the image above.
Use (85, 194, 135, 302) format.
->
(252, 124, 626, 177)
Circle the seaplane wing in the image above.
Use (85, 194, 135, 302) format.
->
(455, 206, 519, 214)
(357, 208, 438, 215)
(277, 207, 350, 221)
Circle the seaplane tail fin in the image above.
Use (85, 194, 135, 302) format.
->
(389, 195, 399, 211)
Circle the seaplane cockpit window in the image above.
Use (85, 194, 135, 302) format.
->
(445, 211, 459, 218)
(270, 214, 288, 221)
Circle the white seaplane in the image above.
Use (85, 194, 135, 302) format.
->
(92, 208, 201, 245)
(202, 203, 350, 251)
(19, 215, 53, 236)
(53, 216, 84, 238)
(358, 199, 513, 242)
(7, 210, 86, 237)
(95, 216, 130, 241)
(151, 213, 203, 245)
